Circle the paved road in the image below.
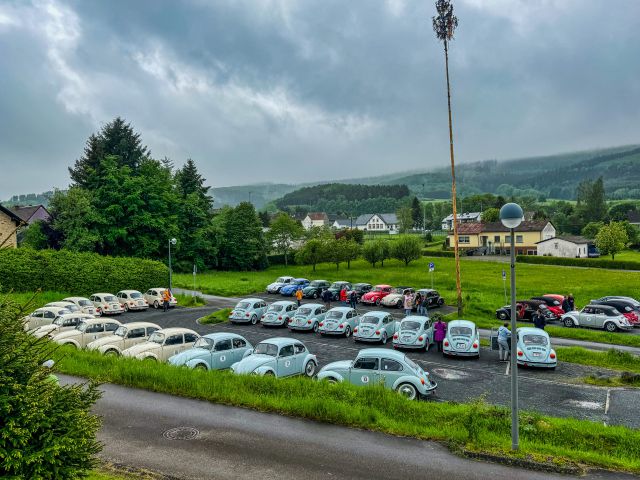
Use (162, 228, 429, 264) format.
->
(63, 376, 634, 480)
(119, 302, 640, 429)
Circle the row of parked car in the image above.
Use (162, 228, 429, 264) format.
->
(266, 277, 445, 309)
(227, 297, 558, 369)
(496, 295, 640, 333)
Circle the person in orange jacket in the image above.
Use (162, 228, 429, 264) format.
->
(295, 288, 303, 307)
(162, 289, 171, 312)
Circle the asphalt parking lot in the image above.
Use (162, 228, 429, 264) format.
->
(116, 295, 640, 429)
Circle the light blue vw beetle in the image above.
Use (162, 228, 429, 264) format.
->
(287, 303, 327, 332)
(516, 327, 557, 369)
(230, 337, 318, 377)
(353, 311, 397, 344)
(318, 306, 360, 337)
(392, 316, 433, 351)
(228, 298, 269, 324)
(168, 333, 253, 370)
(442, 320, 480, 358)
(261, 300, 298, 327)
(317, 348, 437, 400)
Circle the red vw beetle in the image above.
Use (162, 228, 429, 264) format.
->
(360, 285, 393, 306)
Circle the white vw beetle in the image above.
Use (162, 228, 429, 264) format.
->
(266, 276, 295, 294)
(45, 301, 82, 314)
(86, 322, 161, 356)
(442, 320, 480, 358)
(121, 327, 199, 362)
(90, 293, 124, 315)
(116, 290, 149, 311)
(31, 313, 95, 339)
(63, 297, 100, 315)
(51, 317, 122, 348)
(22, 306, 72, 331)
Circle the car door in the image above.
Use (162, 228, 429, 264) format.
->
(276, 344, 297, 377)
(346, 310, 357, 328)
(592, 308, 607, 329)
(579, 307, 594, 327)
(349, 357, 380, 386)
(83, 322, 105, 345)
(292, 343, 308, 373)
(384, 315, 396, 336)
(124, 327, 146, 349)
(315, 306, 326, 322)
(424, 319, 434, 344)
(232, 337, 250, 363)
(379, 358, 404, 389)
(162, 334, 185, 360)
(212, 338, 234, 369)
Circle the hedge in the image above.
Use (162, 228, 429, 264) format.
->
(422, 249, 455, 258)
(0, 248, 168, 294)
(516, 255, 640, 271)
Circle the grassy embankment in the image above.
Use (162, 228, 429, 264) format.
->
(174, 293, 206, 308)
(200, 307, 232, 324)
(57, 347, 640, 474)
(175, 257, 640, 347)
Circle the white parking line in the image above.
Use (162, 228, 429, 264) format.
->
(505, 362, 510, 376)
(605, 389, 611, 414)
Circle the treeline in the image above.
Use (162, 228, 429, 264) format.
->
(22, 118, 268, 272)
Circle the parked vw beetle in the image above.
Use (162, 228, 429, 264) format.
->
(346, 283, 373, 301)
(380, 287, 414, 308)
(266, 276, 295, 294)
(261, 300, 298, 327)
(86, 322, 161, 355)
(318, 306, 360, 337)
(229, 298, 268, 324)
(416, 289, 445, 308)
(393, 316, 433, 351)
(443, 320, 480, 358)
(280, 278, 310, 296)
(22, 306, 72, 331)
(360, 284, 393, 306)
(353, 311, 397, 344)
(90, 293, 124, 315)
(317, 349, 437, 400)
(287, 303, 327, 332)
(31, 313, 95, 339)
(326, 281, 352, 301)
(121, 327, 199, 361)
(63, 296, 100, 315)
(561, 304, 632, 332)
(51, 317, 122, 348)
(169, 333, 253, 370)
(144, 288, 178, 309)
(302, 280, 331, 299)
(230, 337, 317, 377)
(116, 290, 149, 312)
(45, 301, 82, 314)
(516, 327, 557, 368)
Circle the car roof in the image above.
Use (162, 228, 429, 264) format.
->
(258, 337, 302, 347)
(63, 296, 90, 301)
(353, 283, 372, 287)
(122, 322, 161, 329)
(357, 348, 407, 361)
(401, 315, 428, 323)
(85, 318, 121, 325)
(148, 287, 168, 291)
(58, 313, 94, 319)
(239, 298, 265, 303)
(92, 292, 116, 296)
(417, 288, 437, 293)
(298, 303, 324, 309)
(395, 286, 412, 289)
(271, 300, 297, 306)
(202, 332, 246, 341)
(327, 306, 354, 312)
(374, 284, 393, 288)
(46, 301, 75, 306)
(309, 279, 328, 283)
(586, 304, 617, 311)
(448, 319, 476, 328)
(36, 307, 70, 313)
(331, 281, 350, 284)
(155, 327, 198, 335)
(277, 276, 295, 280)
(361, 311, 390, 319)
(517, 327, 549, 336)
(118, 290, 142, 294)
(292, 278, 308, 282)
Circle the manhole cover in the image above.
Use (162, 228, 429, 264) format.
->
(162, 427, 199, 440)
(432, 368, 471, 380)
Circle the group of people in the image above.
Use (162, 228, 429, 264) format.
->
(404, 290, 430, 316)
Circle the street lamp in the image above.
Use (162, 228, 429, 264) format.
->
(168, 238, 177, 291)
(499, 202, 523, 451)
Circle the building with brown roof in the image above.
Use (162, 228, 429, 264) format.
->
(9, 204, 51, 225)
(0, 204, 25, 248)
(446, 221, 556, 255)
(302, 212, 330, 230)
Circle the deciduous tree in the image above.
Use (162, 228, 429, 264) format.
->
(391, 235, 423, 266)
(595, 222, 628, 260)
(267, 213, 303, 266)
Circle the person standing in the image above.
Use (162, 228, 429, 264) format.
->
(349, 290, 358, 310)
(497, 322, 511, 361)
(562, 295, 571, 313)
(568, 294, 575, 311)
(403, 290, 414, 316)
(340, 287, 347, 304)
(421, 295, 430, 317)
(162, 288, 171, 312)
(414, 293, 423, 315)
(533, 307, 546, 330)
(322, 288, 331, 309)
(434, 317, 447, 352)
(295, 288, 303, 307)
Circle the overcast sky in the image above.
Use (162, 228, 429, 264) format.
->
(1, 0, 639, 197)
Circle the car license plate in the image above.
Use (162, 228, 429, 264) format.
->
(532, 352, 541, 357)
(456, 343, 465, 348)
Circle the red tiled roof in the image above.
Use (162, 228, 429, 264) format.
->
(307, 212, 329, 221)
(452, 221, 551, 235)
(454, 223, 484, 234)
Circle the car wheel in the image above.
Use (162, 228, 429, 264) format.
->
(124, 304, 129, 312)
(424, 341, 429, 352)
(604, 322, 617, 333)
(250, 315, 258, 325)
(313, 292, 319, 299)
(381, 332, 388, 345)
(375, 299, 381, 306)
(396, 383, 418, 400)
(304, 360, 317, 377)
(264, 370, 275, 377)
(195, 363, 208, 371)
(153, 300, 159, 309)
(325, 377, 339, 384)
(144, 357, 157, 362)
(344, 326, 352, 338)
(438, 299, 444, 306)
(104, 349, 119, 357)
(313, 322, 319, 333)
(563, 317, 574, 328)
(498, 312, 507, 320)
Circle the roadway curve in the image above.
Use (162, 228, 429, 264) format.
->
(67, 376, 634, 480)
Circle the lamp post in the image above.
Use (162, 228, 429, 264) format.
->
(499, 202, 523, 451)
(168, 238, 177, 290)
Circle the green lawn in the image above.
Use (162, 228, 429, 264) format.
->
(200, 307, 232, 324)
(56, 347, 640, 474)
(175, 257, 640, 347)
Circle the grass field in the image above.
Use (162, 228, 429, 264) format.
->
(174, 256, 640, 346)
(557, 347, 640, 373)
(200, 307, 232, 324)
(56, 347, 640, 474)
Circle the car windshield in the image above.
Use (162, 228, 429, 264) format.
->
(330, 282, 345, 289)
(326, 311, 344, 320)
(449, 326, 473, 336)
(267, 305, 283, 312)
(236, 302, 251, 310)
(297, 308, 312, 316)
(394, 288, 405, 294)
(309, 281, 324, 287)
(104, 295, 116, 302)
(401, 321, 421, 331)
(114, 326, 127, 337)
(523, 334, 548, 346)
(276, 277, 287, 283)
(292, 279, 305, 285)
(78, 299, 92, 306)
(64, 304, 80, 312)
(371, 286, 383, 292)
(76, 322, 88, 332)
(607, 308, 621, 316)
(53, 317, 66, 326)
(194, 337, 215, 349)
(130, 292, 142, 299)
(149, 332, 165, 344)
(360, 315, 381, 325)
(254, 343, 278, 356)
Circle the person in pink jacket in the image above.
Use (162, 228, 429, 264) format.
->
(434, 318, 447, 352)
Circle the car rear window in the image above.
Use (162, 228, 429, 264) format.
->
(104, 295, 117, 302)
(360, 315, 380, 325)
(449, 326, 472, 336)
(401, 321, 421, 330)
(267, 305, 283, 312)
(326, 311, 343, 319)
(523, 334, 548, 346)
(297, 308, 312, 315)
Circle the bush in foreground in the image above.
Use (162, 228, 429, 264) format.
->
(0, 296, 101, 479)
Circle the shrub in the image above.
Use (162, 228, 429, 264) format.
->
(0, 295, 101, 478)
(422, 249, 455, 258)
(0, 248, 168, 294)
(391, 235, 423, 266)
(516, 255, 640, 271)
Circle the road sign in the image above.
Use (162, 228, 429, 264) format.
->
(502, 269, 506, 280)
(429, 262, 435, 272)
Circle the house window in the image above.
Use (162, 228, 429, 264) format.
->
(459, 236, 470, 244)
(505, 235, 510, 243)
(516, 235, 523, 244)
(494, 235, 500, 243)
(554, 243, 558, 249)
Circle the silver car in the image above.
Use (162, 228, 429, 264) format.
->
(562, 304, 632, 332)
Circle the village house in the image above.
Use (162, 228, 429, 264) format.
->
(0, 204, 25, 248)
(301, 212, 331, 230)
(536, 235, 592, 258)
(9, 204, 51, 225)
(353, 213, 399, 232)
(446, 221, 556, 255)
(441, 212, 482, 231)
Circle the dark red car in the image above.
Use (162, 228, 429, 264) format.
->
(532, 296, 565, 319)
(360, 284, 393, 306)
